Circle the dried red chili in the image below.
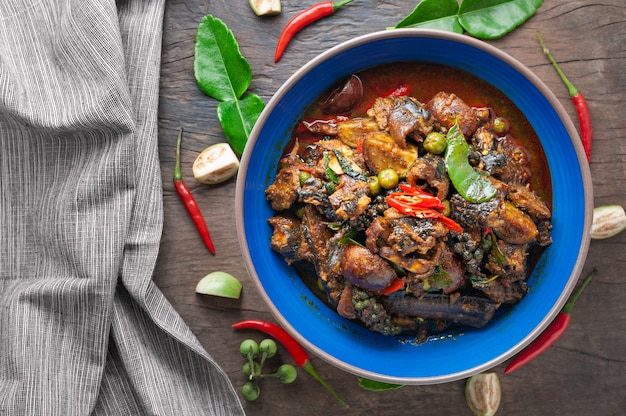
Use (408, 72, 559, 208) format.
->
(386, 184, 462, 233)
(274, 0, 353, 63)
(174, 128, 215, 255)
(537, 32, 592, 163)
(232, 319, 349, 407)
(504, 270, 595, 374)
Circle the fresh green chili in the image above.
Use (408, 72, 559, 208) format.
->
(444, 124, 497, 203)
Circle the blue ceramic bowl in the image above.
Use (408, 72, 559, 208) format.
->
(236, 30, 592, 384)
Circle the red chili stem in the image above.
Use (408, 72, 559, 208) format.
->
(537, 32, 592, 163)
(174, 128, 215, 255)
(504, 270, 595, 374)
(274, 0, 353, 63)
(232, 320, 349, 407)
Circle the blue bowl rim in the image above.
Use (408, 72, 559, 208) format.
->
(236, 29, 593, 384)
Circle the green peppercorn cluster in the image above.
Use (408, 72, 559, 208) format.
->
(352, 287, 402, 336)
(239, 338, 298, 401)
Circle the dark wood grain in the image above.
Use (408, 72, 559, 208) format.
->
(154, 1, 626, 414)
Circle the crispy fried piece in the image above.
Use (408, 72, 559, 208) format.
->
(427, 91, 478, 137)
(362, 131, 418, 177)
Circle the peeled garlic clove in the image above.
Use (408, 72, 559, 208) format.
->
(195, 271, 243, 299)
(249, 0, 281, 16)
(591, 205, 626, 239)
(193, 143, 240, 185)
(465, 372, 501, 416)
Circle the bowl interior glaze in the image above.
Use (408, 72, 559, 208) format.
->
(236, 30, 592, 384)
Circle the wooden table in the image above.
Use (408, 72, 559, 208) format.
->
(154, 1, 626, 414)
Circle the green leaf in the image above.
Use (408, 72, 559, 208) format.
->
(194, 15, 252, 102)
(393, 0, 463, 33)
(458, 0, 544, 39)
(392, 0, 543, 40)
(217, 94, 265, 155)
(357, 377, 404, 391)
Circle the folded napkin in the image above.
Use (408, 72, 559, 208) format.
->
(0, 1, 244, 414)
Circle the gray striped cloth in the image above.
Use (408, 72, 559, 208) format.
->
(0, 1, 245, 415)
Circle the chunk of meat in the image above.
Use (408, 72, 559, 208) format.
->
(380, 245, 441, 275)
(300, 205, 346, 303)
(301, 205, 343, 281)
(450, 193, 501, 232)
(362, 131, 418, 177)
(328, 175, 371, 221)
(366, 215, 447, 257)
(491, 134, 531, 184)
(268, 215, 308, 264)
(427, 92, 478, 137)
(487, 201, 538, 245)
(406, 155, 450, 200)
(485, 239, 527, 281)
(478, 240, 529, 304)
(336, 117, 380, 148)
(341, 245, 397, 293)
(336, 283, 356, 320)
(265, 165, 300, 211)
(507, 183, 552, 220)
(366, 215, 447, 275)
(367, 96, 433, 147)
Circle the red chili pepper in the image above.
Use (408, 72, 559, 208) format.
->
(381, 83, 411, 98)
(365, 83, 412, 110)
(173, 128, 215, 255)
(504, 270, 595, 374)
(386, 184, 462, 232)
(355, 137, 364, 155)
(387, 184, 447, 211)
(274, 0, 353, 63)
(232, 319, 349, 407)
(537, 32, 592, 163)
(377, 278, 405, 295)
